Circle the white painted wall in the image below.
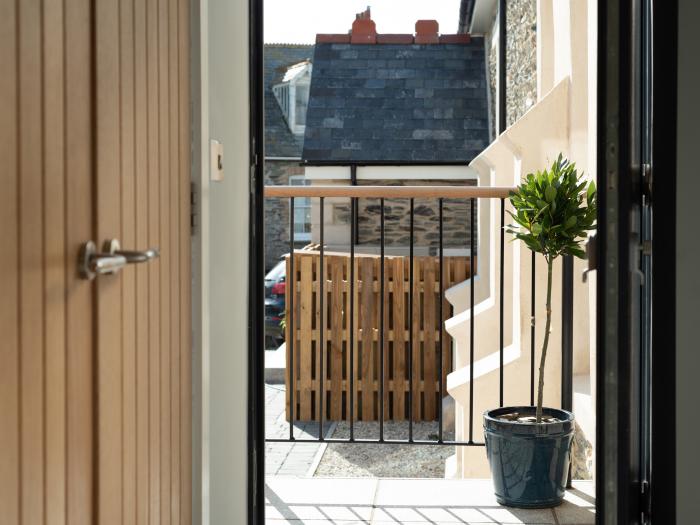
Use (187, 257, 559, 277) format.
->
(194, 0, 250, 523)
(676, 0, 700, 520)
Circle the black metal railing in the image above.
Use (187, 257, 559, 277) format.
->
(264, 185, 574, 447)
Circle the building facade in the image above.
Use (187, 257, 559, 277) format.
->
(264, 44, 314, 270)
(301, 9, 491, 255)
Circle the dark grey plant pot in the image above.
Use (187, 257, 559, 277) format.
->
(484, 406, 575, 508)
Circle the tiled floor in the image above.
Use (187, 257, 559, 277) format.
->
(265, 477, 595, 524)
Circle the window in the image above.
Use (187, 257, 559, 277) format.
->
(289, 176, 311, 242)
(272, 61, 312, 135)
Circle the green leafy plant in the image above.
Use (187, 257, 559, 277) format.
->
(507, 155, 596, 423)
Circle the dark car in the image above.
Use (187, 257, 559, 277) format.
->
(264, 258, 286, 349)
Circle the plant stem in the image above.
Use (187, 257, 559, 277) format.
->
(536, 258, 554, 423)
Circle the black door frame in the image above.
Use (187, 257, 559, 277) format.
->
(248, 1, 679, 523)
(648, 0, 678, 522)
(248, 0, 266, 523)
(597, 0, 678, 523)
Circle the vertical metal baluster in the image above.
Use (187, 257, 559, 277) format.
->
(289, 197, 295, 440)
(499, 198, 505, 408)
(319, 197, 325, 440)
(530, 250, 536, 406)
(469, 198, 475, 443)
(562, 256, 574, 412)
(349, 197, 356, 441)
(562, 255, 574, 489)
(409, 198, 414, 442)
(380, 198, 385, 442)
(438, 198, 444, 443)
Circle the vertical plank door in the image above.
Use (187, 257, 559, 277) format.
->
(95, 0, 191, 524)
(1, 0, 95, 523)
(0, 1, 192, 524)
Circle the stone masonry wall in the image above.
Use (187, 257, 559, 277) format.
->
(505, 0, 537, 128)
(264, 160, 305, 270)
(485, 0, 537, 136)
(327, 179, 477, 254)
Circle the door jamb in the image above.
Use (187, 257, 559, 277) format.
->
(248, 0, 266, 523)
(191, 0, 210, 523)
(649, 0, 678, 521)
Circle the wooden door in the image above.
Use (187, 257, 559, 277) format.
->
(0, 1, 191, 524)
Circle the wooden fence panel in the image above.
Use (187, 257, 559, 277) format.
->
(299, 256, 313, 421)
(359, 258, 376, 420)
(329, 256, 345, 420)
(391, 257, 406, 421)
(286, 251, 473, 422)
(423, 259, 437, 421)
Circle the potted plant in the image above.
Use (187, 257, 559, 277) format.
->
(483, 155, 596, 508)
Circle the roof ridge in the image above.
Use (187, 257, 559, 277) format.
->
(264, 42, 314, 48)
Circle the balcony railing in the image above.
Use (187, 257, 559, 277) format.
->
(264, 184, 571, 448)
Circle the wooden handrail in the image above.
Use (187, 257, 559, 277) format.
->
(264, 185, 515, 199)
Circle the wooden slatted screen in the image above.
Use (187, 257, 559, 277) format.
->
(285, 251, 474, 422)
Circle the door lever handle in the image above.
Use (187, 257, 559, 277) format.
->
(582, 234, 597, 283)
(114, 248, 159, 263)
(79, 240, 159, 280)
(104, 239, 159, 265)
(79, 241, 127, 280)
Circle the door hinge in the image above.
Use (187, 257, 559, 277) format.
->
(190, 182, 197, 235)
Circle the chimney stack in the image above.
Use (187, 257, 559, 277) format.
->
(316, 7, 472, 45)
(351, 6, 377, 44)
(415, 20, 439, 44)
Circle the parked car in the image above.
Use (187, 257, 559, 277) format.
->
(265, 258, 286, 349)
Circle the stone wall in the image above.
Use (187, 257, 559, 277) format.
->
(487, 33, 497, 139)
(505, 0, 537, 128)
(264, 160, 305, 270)
(485, 0, 537, 136)
(317, 179, 477, 254)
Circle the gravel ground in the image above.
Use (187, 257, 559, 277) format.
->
(314, 421, 455, 478)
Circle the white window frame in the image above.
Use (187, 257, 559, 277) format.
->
(289, 175, 312, 242)
(272, 62, 312, 136)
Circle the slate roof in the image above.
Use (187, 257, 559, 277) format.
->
(302, 40, 489, 163)
(264, 44, 314, 158)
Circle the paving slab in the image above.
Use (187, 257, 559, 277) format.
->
(265, 478, 595, 524)
(265, 383, 333, 476)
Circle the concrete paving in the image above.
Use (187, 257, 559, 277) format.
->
(265, 383, 334, 477)
(265, 385, 595, 524)
(265, 478, 595, 524)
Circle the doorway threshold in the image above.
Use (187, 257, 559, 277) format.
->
(265, 477, 595, 524)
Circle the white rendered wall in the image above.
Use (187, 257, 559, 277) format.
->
(447, 0, 597, 478)
(205, 0, 249, 522)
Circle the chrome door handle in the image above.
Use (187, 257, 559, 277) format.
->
(79, 241, 127, 280)
(79, 239, 159, 280)
(114, 248, 159, 263)
(104, 239, 159, 265)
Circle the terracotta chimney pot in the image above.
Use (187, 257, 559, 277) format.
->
(415, 19, 439, 44)
(351, 8, 377, 44)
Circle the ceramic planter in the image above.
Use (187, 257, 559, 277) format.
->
(484, 406, 574, 508)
